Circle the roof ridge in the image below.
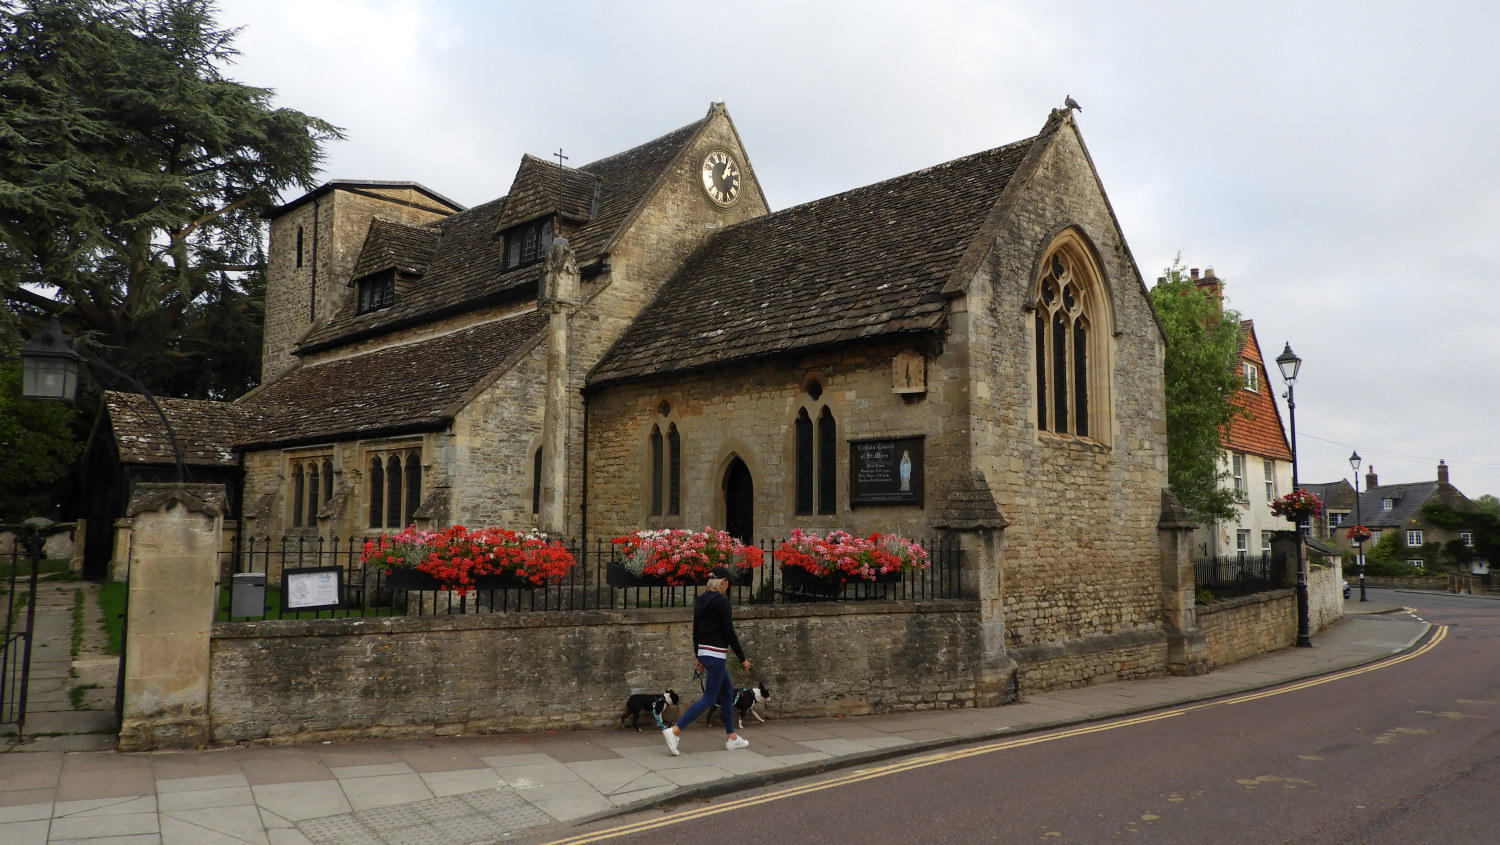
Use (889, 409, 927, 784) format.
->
(577, 116, 711, 172)
(729, 135, 1037, 229)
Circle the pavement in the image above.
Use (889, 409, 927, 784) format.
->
(0, 583, 1430, 845)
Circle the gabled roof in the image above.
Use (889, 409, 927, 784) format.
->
(347, 218, 441, 282)
(1223, 320, 1292, 461)
(239, 313, 548, 449)
(1356, 481, 1444, 529)
(268, 180, 464, 219)
(493, 156, 598, 231)
(299, 116, 712, 352)
(105, 392, 260, 468)
(588, 135, 1036, 385)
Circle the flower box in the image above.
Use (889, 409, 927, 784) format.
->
(779, 564, 900, 600)
(605, 560, 751, 587)
(610, 527, 763, 586)
(473, 572, 539, 590)
(385, 569, 442, 591)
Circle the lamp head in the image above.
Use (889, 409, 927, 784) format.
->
(1349, 451, 1361, 473)
(1275, 342, 1301, 384)
(19, 317, 83, 402)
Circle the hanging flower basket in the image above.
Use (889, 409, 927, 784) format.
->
(1270, 489, 1325, 521)
(1345, 524, 1373, 543)
(606, 561, 669, 587)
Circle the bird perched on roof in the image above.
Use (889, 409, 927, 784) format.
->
(1064, 95, 1082, 112)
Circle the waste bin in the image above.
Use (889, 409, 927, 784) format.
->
(231, 572, 267, 618)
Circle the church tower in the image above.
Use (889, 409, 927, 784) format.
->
(260, 181, 464, 383)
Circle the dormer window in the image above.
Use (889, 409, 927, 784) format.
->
(1243, 361, 1258, 392)
(1382, 498, 1394, 511)
(356, 271, 395, 314)
(504, 217, 554, 270)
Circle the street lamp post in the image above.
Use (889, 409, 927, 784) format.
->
(1275, 342, 1313, 647)
(1350, 451, 1367, 602)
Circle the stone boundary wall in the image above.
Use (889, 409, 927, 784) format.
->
(1197, 589, 1296, 671)
(210, 600, 981, 744)
(1011, 628, 1170, 694)
(1308, 565, 1344, 633)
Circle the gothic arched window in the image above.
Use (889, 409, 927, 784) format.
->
(1033, 237, 1109, 441)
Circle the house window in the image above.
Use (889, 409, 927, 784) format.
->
(794, 388, 838, 515)
(1243, 361, 1259, 392)
(1408, 559, 1425, 569)
(1261, 531, 1273, 557)
(367, 445, 421, 529)
(647, 422, 681, 517)
(295, 225, 305, 269)
(1033, 241, 1106, 440)
(1263, 460, 1274, 500)
(1236, 529, 1250, 557)
(1331, 513, 1346, 526)
(1406, 529, 1423, 547)
(1382, 498, 1394, 511)
(1462, 532, 1474, 547)
(356, 271, 395, 314)
(1232, 453, 1246, 498)
(288, 455, 333, 528)
(504, 218, 554, 270)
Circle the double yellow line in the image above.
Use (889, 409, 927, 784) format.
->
(540, 626, 1446, 844)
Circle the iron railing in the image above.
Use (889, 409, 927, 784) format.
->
(1194, 552, 1283, 600)
(216, 535, 964, 621)
(1, 537, 41, 738)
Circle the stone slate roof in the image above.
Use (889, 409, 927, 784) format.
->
(931, 473, 1009, 531)
(348, 218, 441, 281)
(588, 136, 1035, 385)
(494, 156, 598, 231)
(300, 116, 710, 352)
(1223, 321, 1292, 462)
(1353, 481, 1451, 530)
(240, 312, 548, 448)
(106, 391, 260, 467)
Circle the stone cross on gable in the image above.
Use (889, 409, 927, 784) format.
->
(553, 148, 568, 167)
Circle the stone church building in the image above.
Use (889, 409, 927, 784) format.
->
(109, 102, 1187, 683)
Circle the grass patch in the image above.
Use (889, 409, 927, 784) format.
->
(69, 683, 101, 710)
(0, 557, 74, 583)
(98, 581, 127, 656)
(71, 589, 84, 658)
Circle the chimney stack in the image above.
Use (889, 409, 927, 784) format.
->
(1437, 459, 1449, 485)
(1366, 466, 1378, 490)
(1190, 268, 1200, 280)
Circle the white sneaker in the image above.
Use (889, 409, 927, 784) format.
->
(662, 727, 680, 756)
(725, 736, 750, 750)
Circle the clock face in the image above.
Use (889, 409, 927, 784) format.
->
(701, 149, 741, 207)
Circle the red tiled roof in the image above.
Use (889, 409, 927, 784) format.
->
(1223, 321, 1292, 460)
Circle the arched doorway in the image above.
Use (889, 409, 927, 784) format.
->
(724, 458, 754, 545)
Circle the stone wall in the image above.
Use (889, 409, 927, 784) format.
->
(586, 337, 958, 542)
(964, 118, 1167, 651)
(209, 599, 980, 743)
(263, 185, 456, 383)
(1012, 629, 1169, 693)
(1196, 590, 1296, 670)
(1308, 564, 1344, 633)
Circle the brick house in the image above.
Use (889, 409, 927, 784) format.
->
(105, 103, 1191, 688)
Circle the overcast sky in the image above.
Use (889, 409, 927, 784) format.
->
(216, 0, 1500, 501)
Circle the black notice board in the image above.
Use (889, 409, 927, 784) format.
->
(281, 565, 343, 614)
(849, 436, 924, 506)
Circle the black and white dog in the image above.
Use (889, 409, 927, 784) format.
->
(619, 690, 680, 731)
(705, 681, 772, 727)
